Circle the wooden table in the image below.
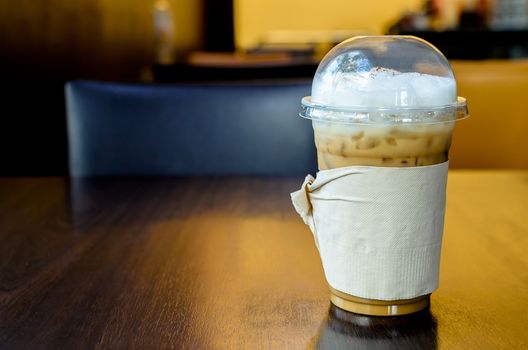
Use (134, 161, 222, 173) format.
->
(1, 171, 527, 349)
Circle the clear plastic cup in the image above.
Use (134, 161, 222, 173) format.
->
(300, 36, 468, 316)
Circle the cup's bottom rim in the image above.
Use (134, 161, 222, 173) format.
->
(329, 287, 430, 316)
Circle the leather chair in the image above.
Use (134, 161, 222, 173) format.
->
(66, 81, 315, 176)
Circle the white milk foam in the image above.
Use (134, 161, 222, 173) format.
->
(312, 68, 456, 109)
(310, 68, 456, 168)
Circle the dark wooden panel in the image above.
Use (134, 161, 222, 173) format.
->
(0, 0, 204, 81)
(0, 0, 203, 175)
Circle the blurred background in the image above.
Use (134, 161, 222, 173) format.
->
(1, 0, 528, 176)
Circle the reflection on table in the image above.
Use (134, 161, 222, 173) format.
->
(315, 304, 437, 349)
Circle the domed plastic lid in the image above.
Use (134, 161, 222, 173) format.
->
(301, 36, 468, 124)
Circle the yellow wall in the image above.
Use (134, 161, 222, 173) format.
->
(449, 60, 528, 169)
(234, 0, 423, 49)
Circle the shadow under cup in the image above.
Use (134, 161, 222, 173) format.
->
(314, 304, 438, 349)
(313, 120, 455, 316)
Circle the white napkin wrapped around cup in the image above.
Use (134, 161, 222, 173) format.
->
(291, 162, 448, 300)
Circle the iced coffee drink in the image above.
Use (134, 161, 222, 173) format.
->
(314, 122, 453, 169)
(308, 65, 459, 170)
(294, 36, 468, 316)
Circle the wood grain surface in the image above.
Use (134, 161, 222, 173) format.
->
(0, 172, 527, 349)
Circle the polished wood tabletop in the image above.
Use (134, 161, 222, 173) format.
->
(0, 171, 527, 349)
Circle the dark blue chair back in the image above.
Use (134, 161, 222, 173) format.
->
(66, 81, 316, 176)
